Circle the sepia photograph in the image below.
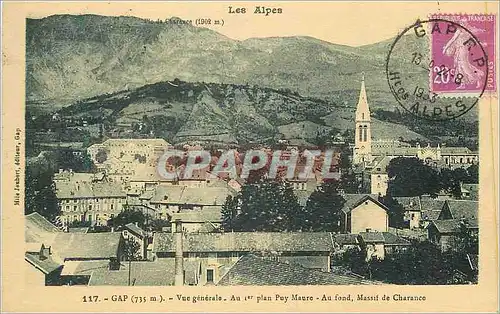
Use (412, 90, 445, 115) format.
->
(2, 1, 499, 313)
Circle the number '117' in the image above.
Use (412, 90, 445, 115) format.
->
(83, 296, 99, 302)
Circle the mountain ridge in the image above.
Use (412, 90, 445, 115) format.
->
(26, 14, 395, 109)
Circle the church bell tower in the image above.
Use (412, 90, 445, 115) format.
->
(353, 74, 372, 165)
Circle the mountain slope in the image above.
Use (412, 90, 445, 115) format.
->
(56, 80, 428, 146)
(26, 14, 393, 109)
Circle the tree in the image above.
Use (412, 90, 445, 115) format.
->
(334, 240, 473, 284)
(378, 194, 405, 228)
(25, 164, 60, 222)
(451, 221, 478, 255)
(123, 238, 141, 261)
(108, 208, 145, 228)
(439, 168, 462, 198)
(57, 151, 95, 172)
(146, 218, 171, 232)
(332, 247, 367, 276)
(302, 180, 345, 232)
(221, 195, 239, 232)
(95, 149, 108, 164)
(338, 145, 358, 193)
(221, 180, 302, 232)
(439, 167, 476, 198)
(466, 164, 479, 184)
(387, 157, 441, 196)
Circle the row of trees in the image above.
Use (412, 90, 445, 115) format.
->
(222, 180, 347, 232)
(334, 238, 477, 285)
(387, 157, 478, 198)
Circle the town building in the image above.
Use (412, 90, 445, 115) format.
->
(340, 194, 389, 234)
(427, 200, 478, 251)
(55, 176, 127, 226)
(357, 231, 411, 260)
(461, 183, 479, 200)
(395, 196, 445, 229)
(370, 156, 391, 196)
(169, 207, 222, 233)
(144, 184, 235, 220)
(25, 243, 63, 286)
(25, 213, 125, 286)
(152, 230, 336, 285)
(87, 139, 171, 181)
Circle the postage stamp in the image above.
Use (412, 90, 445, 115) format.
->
(430, 14, 496, 95)
(386, 18, 488, 120)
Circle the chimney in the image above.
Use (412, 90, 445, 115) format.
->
(39, 244, 51, 260)
(174, 219, 184, 286)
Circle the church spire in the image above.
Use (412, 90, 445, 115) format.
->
(356, 73, 370, 122)
(353, 73, 372, 166)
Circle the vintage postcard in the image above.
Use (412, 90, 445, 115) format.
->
(1, 1, 499, 313)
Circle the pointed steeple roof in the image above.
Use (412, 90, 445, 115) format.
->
(355, 73, 370, 121)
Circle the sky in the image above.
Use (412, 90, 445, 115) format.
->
(16, 1, 498, 47)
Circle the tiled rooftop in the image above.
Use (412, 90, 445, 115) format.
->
(153, 232, 335, 253)
(217, 254, 378, 286)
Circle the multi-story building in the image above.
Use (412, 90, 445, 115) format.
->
(143, 184, 236, 220)
(55, 176, 127, 226)
(87, 139, 171, 180)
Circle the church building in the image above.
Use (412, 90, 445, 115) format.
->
(350, 75, 479, 195)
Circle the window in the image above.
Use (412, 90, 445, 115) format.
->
(206, 269, 214, 283)
(88, 205, 92, 210)
(111, 204, 114, 210)
(73, 206, 77, 211)
(65, 206, 70, 211)
(358, 125, 363, 141)
(362, 113, 365, 120)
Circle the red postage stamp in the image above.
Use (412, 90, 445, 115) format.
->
(430, 14, 496, 95)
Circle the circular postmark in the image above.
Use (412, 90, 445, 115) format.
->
(386, 18, 489, 121)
